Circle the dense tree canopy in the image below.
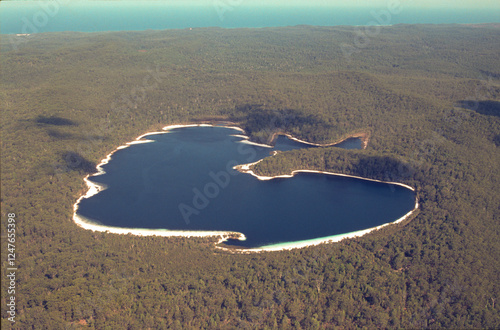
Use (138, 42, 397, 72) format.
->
(1, 24, 499, 328)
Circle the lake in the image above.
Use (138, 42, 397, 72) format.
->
(75, 125, 416, 249)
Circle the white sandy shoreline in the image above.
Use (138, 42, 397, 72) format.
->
(235, 164, 415, 191)
(270, 131, 369, 150)
(72, 123, 250, 241)
(72, 122, 417, 253)
(235, 198, 419, 252)
(74, 211, 245, 240)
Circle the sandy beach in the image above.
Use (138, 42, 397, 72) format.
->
(237, 198, 419, 252)
(72, 123, 247, 238)
(269, 131, 370, 149)
(235, 163, 415, 191)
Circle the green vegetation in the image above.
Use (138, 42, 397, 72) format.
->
(1, 24, 499, 328)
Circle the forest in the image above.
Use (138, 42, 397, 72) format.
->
(1, 24, 499, 328)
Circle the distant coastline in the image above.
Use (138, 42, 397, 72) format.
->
(72, 122, 416, 252)
(2, 1, 499, 35)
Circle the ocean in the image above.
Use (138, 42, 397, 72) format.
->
(1, 1, 499, 34)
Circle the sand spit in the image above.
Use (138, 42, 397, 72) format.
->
(225, 161, 418, 252)
(237, 139, 274, 148)
(73, 123, 416, 253)
(73, 211, 244, 240)
(235, 164, 415, 192)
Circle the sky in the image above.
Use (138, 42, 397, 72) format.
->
(76, 0, 500, 10)
(218, 0, 500, 9)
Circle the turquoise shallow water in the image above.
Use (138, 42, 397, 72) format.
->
(1, 2, 498, 34)
(76, 126, 415, 249)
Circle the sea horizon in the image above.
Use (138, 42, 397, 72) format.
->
(1, 1, 499, 35)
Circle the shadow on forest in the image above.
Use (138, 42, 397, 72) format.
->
(456, 100, 500, 118)
(19, 115, 80, 140)
(230, 104, 331, 143)
(351, 155, 417, 183)
(35, 115, 77, 126)
(47, 129, 74, 140)
(479, 70, 500, 79)
(493, 135, 500, 147)
(233, 104, 324, 128)
(61, 151, 96, 174)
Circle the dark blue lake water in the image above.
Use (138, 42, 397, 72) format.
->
(76, 126, 415, 249)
